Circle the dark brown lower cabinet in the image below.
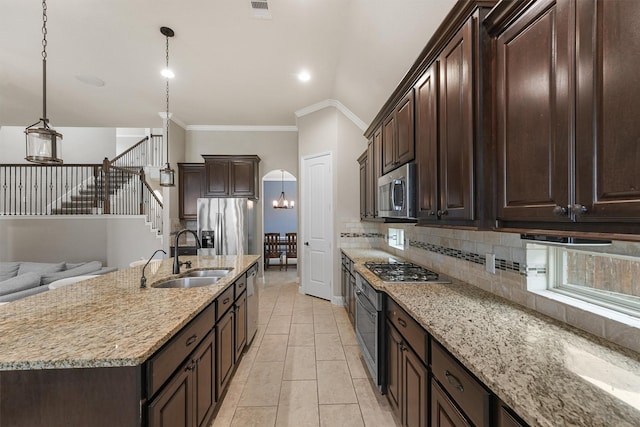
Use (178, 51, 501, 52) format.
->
(497, 402, 527, 427)
(431, 379, 471, 427)
(148, 331, 216, 427)
(216, 308, 235, 398)
(386, 322, 428, 427)
(235, 291, 247, 363)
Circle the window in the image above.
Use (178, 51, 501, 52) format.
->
(388, 228, 405, 250)
(548, 247, 640, 318)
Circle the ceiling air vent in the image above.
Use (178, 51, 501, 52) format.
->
(250, 0, 272, 19)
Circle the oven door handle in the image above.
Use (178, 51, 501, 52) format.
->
(355, 291, 378, 318)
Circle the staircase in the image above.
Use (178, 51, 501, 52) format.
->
(51, 170, 134, 215)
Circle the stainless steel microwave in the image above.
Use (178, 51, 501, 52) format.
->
(377, 163, 416, 219)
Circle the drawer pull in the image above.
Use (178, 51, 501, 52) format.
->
(223, 297, 230, 304)
(186, 335, 198, 346)
(445, 370, 464, 393)
(397, 318, 407, 328)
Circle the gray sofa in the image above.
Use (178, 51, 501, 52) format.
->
(0, 261, 117, 303)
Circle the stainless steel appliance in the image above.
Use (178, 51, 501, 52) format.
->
(246, 263, 259, 344)
(354, 261, 450, 394)
(364, 261, 450, 284)
(354, 273, 385, 393)
(377, 163, 416, 219)
(196, 198, 257, 256)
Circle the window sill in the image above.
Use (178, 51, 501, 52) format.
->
(529, 289, 640, 330)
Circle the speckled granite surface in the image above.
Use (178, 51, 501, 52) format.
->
(0, 255, 259, 371)
(343, 248, 640, 427)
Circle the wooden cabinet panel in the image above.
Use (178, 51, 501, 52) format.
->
(179, 164, 204, 220)
(403, 346, 428, 427)
(386, 321, 402, 415)
(382, 114, 397, 174)
(415, 62, 439, 220)
(216, 308, 235, 398)
(438, 18, 474, 221)
(431, 380, 471, 427)
(194, 332, 216, 427)
(230, 159, 256, 197)
(497, 404, 528, 427)
(575, 0, 640, 221)
(373, 127, 383, 217)
(396, 92, 415, 166)
(204, 159, 230, 197)
(235, 291, 247, 362)
(496, 0, 571, 222)
(148, 366, 193, 427)
(358, 151, 367, 220)
(366, 138, 376, 218)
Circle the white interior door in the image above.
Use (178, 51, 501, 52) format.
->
(301, 152, 333, 300)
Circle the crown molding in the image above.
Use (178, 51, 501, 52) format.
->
(186, 125, 298, 132)
(294, 99, 367, 131)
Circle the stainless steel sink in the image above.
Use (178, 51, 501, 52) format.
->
(183, 269, 231, 278)
(153, 277, 220, 289)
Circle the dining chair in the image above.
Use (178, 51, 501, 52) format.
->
(264, 232, 282, 270)
(284, 232, 297, 271)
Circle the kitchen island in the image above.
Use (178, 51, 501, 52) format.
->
(344, 248, 640, 427)
(0, 254, 259, 427)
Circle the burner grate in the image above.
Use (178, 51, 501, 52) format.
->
(364, 262, 445, 283)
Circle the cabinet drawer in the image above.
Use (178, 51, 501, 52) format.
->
(431, 341, 490, 427)
(147, 303, 215, 397)
(216, 285, 235, 321)
(235, 274, 247, 297)
(387, 298, 428, 363)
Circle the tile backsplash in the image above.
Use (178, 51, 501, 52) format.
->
(338, 220, 640, 353)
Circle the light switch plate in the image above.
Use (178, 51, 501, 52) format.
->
(486, 253, 496, 274)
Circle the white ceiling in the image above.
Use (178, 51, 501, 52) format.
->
(0, 0, 456, 129)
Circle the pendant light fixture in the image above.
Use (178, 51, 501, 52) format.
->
(24, 0, 63, 164)
(273, 170, 294, 209)
(159, 26, 175, 187)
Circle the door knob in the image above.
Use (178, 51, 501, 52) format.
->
(571, 204, 589, 216)
(304, 242, 310, 246)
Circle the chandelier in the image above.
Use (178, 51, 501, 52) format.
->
(25, 0, 63, 164)
(159, 26, 175, 187)
(273, 170, 294, 209)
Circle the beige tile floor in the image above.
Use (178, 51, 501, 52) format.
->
(210, 269, 400, 427)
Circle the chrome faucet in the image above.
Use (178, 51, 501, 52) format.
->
(173, 229, 201, 274)
(140, 249, 166, 288)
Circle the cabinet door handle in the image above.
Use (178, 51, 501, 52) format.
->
(552, 205, 568, 216)
(397, 318, 407, 328)
(185, 334, 198, 346)
(437, 210, 448, 217)
(223, 297, 230, 304)
(571, 204, 589, 216)
(445, 370, 464, 393)
(429, 211, 436, 216)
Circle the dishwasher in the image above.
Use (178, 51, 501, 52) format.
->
(246, 263, 259, 345)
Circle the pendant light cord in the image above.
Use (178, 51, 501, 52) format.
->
(41, 0, 48, 124)
(165, 35, 170, 165)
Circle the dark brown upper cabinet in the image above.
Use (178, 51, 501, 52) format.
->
(489, 0, 640, 233)
(202, 155, 260, 199)
(359, 128, 382, 222)
(382, 91, 415, 175)
(178, 163, 205, 220)
(365, 1, 495, 228)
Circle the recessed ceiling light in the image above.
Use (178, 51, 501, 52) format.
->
(297, 70, 311, 82)
(161, 68, 175, 79)
(75, 75, 105, 87)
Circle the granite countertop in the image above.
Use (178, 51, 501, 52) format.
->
(343, 248, 640, 427)
(0, 255, 259, 371)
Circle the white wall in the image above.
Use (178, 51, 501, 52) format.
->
(0, 216, 162, 269)
(297, 106, 367, 301)
(0, 126, 116, 163)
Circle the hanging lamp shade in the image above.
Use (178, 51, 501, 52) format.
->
(273, 170, 294, 209)
(25, 0, 63, 164)
(159, 26, 175, 187)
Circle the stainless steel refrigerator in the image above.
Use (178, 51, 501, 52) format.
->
(196, 198, 257, 256)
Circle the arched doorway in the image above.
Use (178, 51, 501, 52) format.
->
(262, 169, 298, 271)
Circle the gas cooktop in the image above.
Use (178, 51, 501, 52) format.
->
(365, 261, 450, 283)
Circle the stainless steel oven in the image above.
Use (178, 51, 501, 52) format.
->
(354, 273, 385, 393)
